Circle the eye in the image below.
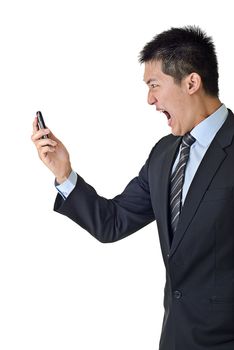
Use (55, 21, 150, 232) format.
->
(150, 83, 159, 89)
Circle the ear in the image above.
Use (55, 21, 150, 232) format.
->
(185, 73, 202, 95)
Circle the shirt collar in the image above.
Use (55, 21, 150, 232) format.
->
(190, 104, 228, 147)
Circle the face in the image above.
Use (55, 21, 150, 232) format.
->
(144, 60, 197, 136)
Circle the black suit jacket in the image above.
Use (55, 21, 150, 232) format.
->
(54, 109, 234, 350)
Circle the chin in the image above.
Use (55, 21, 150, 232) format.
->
(171, 126, 189, 136)
(171, 129, 180, 136)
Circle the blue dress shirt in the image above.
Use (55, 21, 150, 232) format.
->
(172, 104, 228, 204)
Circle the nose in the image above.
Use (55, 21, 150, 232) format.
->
(147, 90, 157, 105)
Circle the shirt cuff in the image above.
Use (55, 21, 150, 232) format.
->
(55, 170, 77, 199)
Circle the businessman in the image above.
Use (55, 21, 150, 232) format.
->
(32, 26, 234, 349)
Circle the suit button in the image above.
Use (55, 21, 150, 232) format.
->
(173, 290, 182, 299)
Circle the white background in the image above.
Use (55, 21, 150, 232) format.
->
(0, 0, 233, 349)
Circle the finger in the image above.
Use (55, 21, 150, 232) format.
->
(36, 138, 57, 149)
(40, 145, 56, 155)
(33, 117, 39, 133)
(31, 128, 50, 142)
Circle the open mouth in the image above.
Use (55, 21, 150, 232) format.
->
(163, 110, 171, 119)
(160, 110, 172, 126)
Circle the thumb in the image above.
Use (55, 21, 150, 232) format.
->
(48, 130, 60, 143)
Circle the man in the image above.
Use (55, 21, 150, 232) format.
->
(32, 26, 234, 349)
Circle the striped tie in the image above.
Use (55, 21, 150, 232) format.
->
(169, 132, 196, 237)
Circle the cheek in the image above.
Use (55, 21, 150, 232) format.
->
(174, 100, 187, 119)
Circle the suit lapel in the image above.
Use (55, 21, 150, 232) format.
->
(169, 110, 234, 257)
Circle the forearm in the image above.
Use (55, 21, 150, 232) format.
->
(54, 173, 155, 243)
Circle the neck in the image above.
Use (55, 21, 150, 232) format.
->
(192, 96, 222, 128)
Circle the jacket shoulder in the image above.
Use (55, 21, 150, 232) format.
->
(149, 133, 180, 159)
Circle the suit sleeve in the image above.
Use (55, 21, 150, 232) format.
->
(53, 153, 155, 243)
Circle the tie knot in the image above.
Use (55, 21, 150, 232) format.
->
(182, 133, 196, 148)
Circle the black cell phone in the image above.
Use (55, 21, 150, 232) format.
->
(36, 111, 48, 139)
